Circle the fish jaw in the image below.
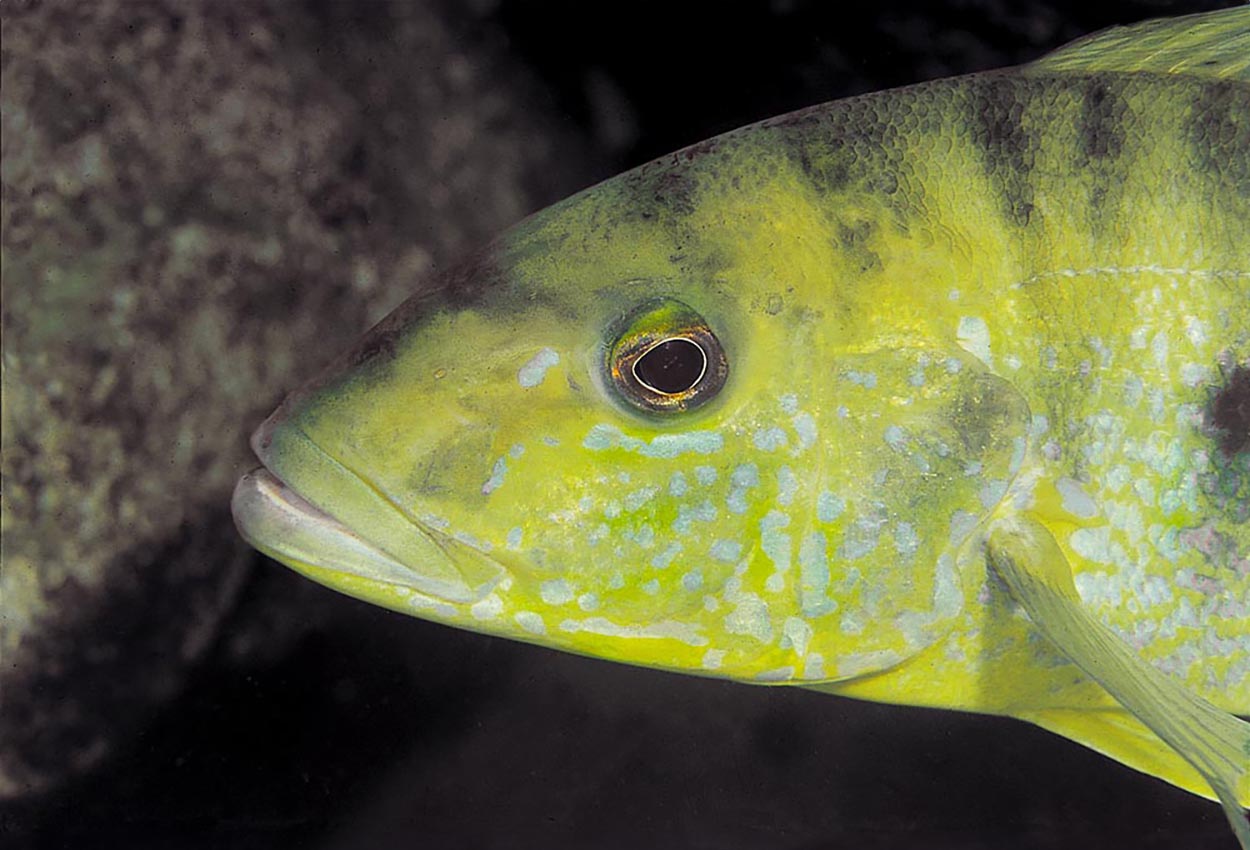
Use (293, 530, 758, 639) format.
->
(232, 415, 506, 609)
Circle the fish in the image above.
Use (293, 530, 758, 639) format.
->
(233, 7, 1250, 844)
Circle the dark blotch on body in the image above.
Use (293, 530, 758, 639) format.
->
(836, 219, 882, 273)
(344, 246, 506, 370)
(1076, 77, 1129, 231)
(968, 77, 1038, 228)
(1188, 80, 1250, 200)
(1210, 364, 1250, 458)
(1079, 80, 1125, 162)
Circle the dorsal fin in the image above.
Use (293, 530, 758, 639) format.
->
(1029, 7, 1250, 83)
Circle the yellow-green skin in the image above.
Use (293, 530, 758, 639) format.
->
(239, 24, 1248, 804)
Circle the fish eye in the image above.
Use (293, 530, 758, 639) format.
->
(606, 298, 728, 414)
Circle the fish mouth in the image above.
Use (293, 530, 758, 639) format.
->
(232, 413, 505, 605)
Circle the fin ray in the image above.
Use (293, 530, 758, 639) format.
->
(987, 515, 1250, 847)
(1029, 7, 1250, 83)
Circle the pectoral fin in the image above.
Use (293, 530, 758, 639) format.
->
(987, 515, 1250, 848)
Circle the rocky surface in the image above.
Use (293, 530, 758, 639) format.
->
(1, 0, 590, 803)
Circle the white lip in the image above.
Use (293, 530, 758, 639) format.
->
(232, 465, 504, 604)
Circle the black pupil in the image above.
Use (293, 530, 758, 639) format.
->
(634, 338, 705, 395)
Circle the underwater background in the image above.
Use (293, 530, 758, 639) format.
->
(1, 1, 1243, 848)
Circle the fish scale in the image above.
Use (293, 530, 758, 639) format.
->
(234, 8, 1250, 845)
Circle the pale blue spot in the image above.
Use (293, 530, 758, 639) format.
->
(816, 491, 845, 523)
(956, 316, 991, 365)
(514, 611, 545, 635)
(481, 456, 507, 495)
(1160, 489, 1182, 516)
(1070, 526, 1116, 564)
(964, 460, 982, 476)
(1056, 477, 1098, 519)
(949, 510, 979, 546)
(643, 432, 723, 458)
(782, 617, 813, 655)
(694, 465, 717, 486)
(583, 425, 615, 451)
(542, 435, 561, 447)
(1122, 375, 1143, 407)
(1009, 436, 1026, 474)
(588, 523, 609, 545)
(1150, 331, 1169, 370)
(1180, 362, 1209, 388)
(578, 593, 600, 612)
(883, 425, 906, 449)
(517, 347, 559, 388)
(908, 366, 926, 387)
(509, 444, 525, 458)
(838, 514, 884, 560)
(753, 427, 788, 451)
(845, 370, 877, 389)
(838, 567, 861, 593)
(471, 595, 503, 621)
(760, 510, 791, 572)
(624, 485, 659, 512)
(724, 594, 772, 642)
(506, 527, 523, 549)
(651, 542, 683, 569)
(617, 471, 631, 484)
(710, 539, 742, 562)
(728, 463, 760, 514)
(944, 357, 963, 374)
(608, 571, 625, 590)
(582, 424, 723, 458)
(799, 533, 835, 617)
(731, 464, 760, 488)
(453, 530, 492, 551)
(578, 496, 595, 512)
(792, 412, 817, 449)
(755, 667, 794, 682)
(674, 500, 718, 534)
(779, 393, 799, 414)
(540, 579, 574, 605)
(681, 569, 703, 591)
(604, 501, 622, 519)
(836, 405, 849, 418)
(642, 579, 661, 595)
(979, 479, 1008, 509)
(635, 524, 656, 548)
(894, 521, 920, 559)
(777, 466, 798, 506)
(669, 471, 689, 498)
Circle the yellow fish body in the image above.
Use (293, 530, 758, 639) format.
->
(234, 8, 1250, 842)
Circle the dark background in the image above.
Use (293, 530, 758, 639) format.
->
(3, 1, 1243, 849)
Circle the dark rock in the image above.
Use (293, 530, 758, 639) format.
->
(0, 0, 592, 801)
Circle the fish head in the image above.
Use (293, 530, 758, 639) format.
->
(234, 128, 1032, 683)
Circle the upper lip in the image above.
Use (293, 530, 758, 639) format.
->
(233, 419, 506, 604)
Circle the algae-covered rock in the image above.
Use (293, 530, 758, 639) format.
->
(0, 0, 590, 798)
